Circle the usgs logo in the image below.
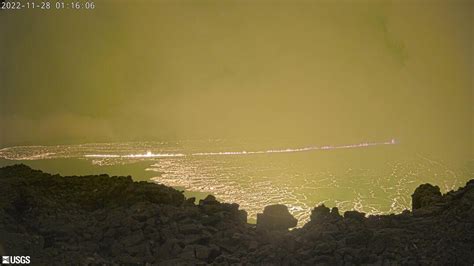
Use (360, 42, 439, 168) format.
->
(2, 256, 30, 264)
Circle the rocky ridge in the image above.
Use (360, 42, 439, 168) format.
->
(0, 164, 473, 265)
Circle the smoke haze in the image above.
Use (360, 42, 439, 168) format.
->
(1, 0, 472, 158)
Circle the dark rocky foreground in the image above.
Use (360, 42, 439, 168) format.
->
(0, 165, 473, 265)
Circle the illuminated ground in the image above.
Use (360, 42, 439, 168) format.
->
(0, 140, 471, 225)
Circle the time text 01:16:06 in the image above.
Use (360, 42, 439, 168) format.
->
(1, 1, 96, 10)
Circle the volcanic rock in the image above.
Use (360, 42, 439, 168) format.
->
(412, 183, 442, 209)
(256, 204, 297, 231)
(0, 164, 473, 265)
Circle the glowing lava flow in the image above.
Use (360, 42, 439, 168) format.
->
(84, 152, 185, 158)
(191, 139, 397, 156)
(83, 139, 397, 158)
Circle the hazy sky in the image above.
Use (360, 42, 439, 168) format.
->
(0, 0, 472, 156)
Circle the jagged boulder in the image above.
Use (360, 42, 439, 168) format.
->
(199, 195, 219, 206)
(310, 204, 330, 223)
(198, 195, 247, 223)
(309, 205, 342, 225)
(412, 183, 442, 210)
(344, 210, 366, 221)
(256, 204, 297, 231)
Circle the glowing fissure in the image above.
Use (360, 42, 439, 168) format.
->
(84, 152, 185, 158)
(191, 139, 396, 156)
(83, 139, 397, 158)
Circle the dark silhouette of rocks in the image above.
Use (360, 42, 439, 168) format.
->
(0, 164, 473, 265)
(412, 183, 442, 209)
(257, 204, 298, 231)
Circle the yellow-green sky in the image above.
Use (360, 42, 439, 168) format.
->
(0, 0, 472, 156)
